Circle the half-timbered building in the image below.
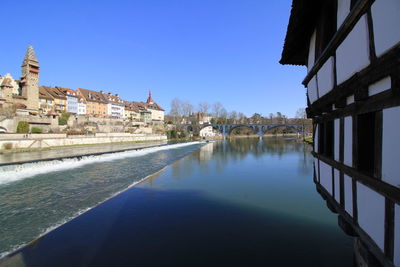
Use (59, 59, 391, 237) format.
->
(280, 0, 399, 266)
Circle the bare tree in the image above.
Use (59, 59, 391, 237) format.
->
(238, 112, 246, 124)
(170, 98, 183, 117)
(228, 111, 238, 124)
(295, 108, 306, 119)
(182, 101, 194, 117)
(251, 113, 262, 124)
(212, 102, 224, 118)
(198, 102, 210, 115)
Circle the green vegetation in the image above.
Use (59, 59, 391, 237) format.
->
(166, 129, 189, 140)
(16, 121, 29, 133)
(31, 127, 43, 134)
(304, 136, 313, 145)
(58, 112, 71, 125)
(166, 129, 178, 139)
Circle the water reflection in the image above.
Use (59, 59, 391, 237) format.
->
(182, 137, 313, 175)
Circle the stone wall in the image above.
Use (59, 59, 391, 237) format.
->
(0, 133, 167, 150)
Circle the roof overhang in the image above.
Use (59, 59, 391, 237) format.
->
(280, 0, 323, 65)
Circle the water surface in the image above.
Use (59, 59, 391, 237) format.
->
(0, 138, 353, 266)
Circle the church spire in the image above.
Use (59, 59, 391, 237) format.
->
(146, 90, 154, 104)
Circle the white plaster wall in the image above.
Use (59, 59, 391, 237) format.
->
(382, 106, 400, 188)
(308, 76, 318, 104)
(346, 95, 354, 105)
(308, 30, 317, 72)
(371, 0, 400, 57)
(314, 124, 319, 153)
(344, 174, 353, 216)
(357, 182, 385, 251)
(368, 76, 391, 96)
(317, 57, 335, 97)
(320, 161, 332, 195)
(395, 204, 400, 267)
(334, 119, 340, 161)
(334, 169, 340, 203)
(336, 15, 370, 85)
(344, 116, 352, 167)
(315, 158, 320, 182)
(149, 109, 165, 121)
(337, 0, 351, 29)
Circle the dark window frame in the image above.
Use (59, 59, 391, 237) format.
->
(314, 0, 337, 61)
(318, 120, 334, 158)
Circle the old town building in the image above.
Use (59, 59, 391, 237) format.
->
(76, 88, 108, 117)
(38, 86, 55, 114)
(145, 91, 165, 122)
(281, 0, 400, 266)
(59, 87, 78, 114)
(100, 91, 125, 119)
(1, 46, 164, 126)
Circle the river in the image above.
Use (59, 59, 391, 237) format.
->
(0, 138, 353, 266)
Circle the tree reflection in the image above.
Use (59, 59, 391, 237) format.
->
(175, 137, 313, 174)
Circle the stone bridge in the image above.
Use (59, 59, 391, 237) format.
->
(186, 123, 304, 137)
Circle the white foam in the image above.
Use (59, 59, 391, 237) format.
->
(0, 142, 201, 186)
(0, 164, 171, 258)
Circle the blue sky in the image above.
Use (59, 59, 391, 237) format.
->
(1, 0, 306, 117)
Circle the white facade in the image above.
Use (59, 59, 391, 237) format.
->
(382, 106, 400, 188)
(337, 0, 351, 28)
(357, 182, 385, 251)
(77, 99, 86, 115)
(371, 0, 400, 57)
(66, 95, 78, 114)
(200, 126, 218, 138)
(336, 14, 370, 85)
(317, 57, 334, 97)
(107, 103, 125, 119)
(148, 108, 164, 122)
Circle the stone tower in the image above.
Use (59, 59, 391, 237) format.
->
(20, 45, 39, 110)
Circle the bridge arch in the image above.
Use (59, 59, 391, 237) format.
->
(0, 126, 7, 133)
(263, 124, 302, 135)
(228, 124, 259, 136)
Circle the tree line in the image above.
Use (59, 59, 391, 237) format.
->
(166, 98, 311, 129)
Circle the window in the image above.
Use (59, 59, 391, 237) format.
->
(315, 0, 337, 59)
(357, 112, 378, 176)
(318, 120, 334, 158)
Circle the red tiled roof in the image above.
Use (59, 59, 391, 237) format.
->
(39, 86, 54, 100)
(77, 88, 107, 104)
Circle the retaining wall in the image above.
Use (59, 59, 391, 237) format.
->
(0, 134, 167, 150)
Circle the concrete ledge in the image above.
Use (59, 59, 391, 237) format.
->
(0, 134, 167, 150)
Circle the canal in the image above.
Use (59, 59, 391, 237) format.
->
(0, 138, 353, 266)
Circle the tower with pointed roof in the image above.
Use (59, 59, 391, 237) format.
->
(146, 90, 154, 104)
(20, 45, 39, 110)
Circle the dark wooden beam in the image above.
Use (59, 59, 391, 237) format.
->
(303, 0, 373, 86)
(312, 151, 400, 204)
(316, 183, 396, 267)
(308, 45, 400, 118)
(384, 198, 395, 261)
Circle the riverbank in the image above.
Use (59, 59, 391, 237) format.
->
(0, 133, 167, 153)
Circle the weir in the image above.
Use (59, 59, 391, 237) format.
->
(0, 142, 203, 186)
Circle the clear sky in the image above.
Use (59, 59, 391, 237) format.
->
(1, 0, 306, 117)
